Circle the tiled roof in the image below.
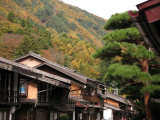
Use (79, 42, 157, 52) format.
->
(35, 62, 87, 84)
(105, 92, 130, 105)
(14, 52, 99, 87)
(0, 57, 71, 87)
(104, 103, 122, 111)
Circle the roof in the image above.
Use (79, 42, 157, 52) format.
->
(35, 62, 87, 84)
(137, 0, 160, 23)
(137, 0, 160, 11)
(104, 103, 122, 111)
(14, 52, 76, 72)
(128, 10, 160, 58)
(14, 52, 99, 87)
(0, 57, 70, 87)
(105, 92, 130, 105)
(97, 91, 106, 99)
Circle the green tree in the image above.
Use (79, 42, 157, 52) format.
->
(93, 12, 160, 120)
(46, 15, 68, 33)
(7, 11, 15, 22)
(69, 22, 77, 30)
(35, 5, 53, 23)
(14, 35, 41, 58)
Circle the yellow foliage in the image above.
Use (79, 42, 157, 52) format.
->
(114, 56, 122, 62)
(0, 7, 7, 16)
(66, 43, 73, 55)
(71, 60, 78, 68)
(89, 68, 100, 79)
(68, 32, 78, 39)
(0, 21, 18, 35)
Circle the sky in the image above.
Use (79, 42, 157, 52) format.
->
(61, 0, 147, 19)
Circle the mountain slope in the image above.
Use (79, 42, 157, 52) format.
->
(0, 0, 107, 79)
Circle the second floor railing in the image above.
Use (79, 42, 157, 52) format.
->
(0, 89, 20, 104)
(69, 91, 82, 98)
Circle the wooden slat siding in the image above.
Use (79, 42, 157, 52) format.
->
(70, 85, 82, 98)
(137, 0, 160, 10)
(83, 95, 98, 103)
(104, 98, 119, 108)
(136, 0, 160, 23)
(145, 6, 160, 23)
(0, 57, 71, 85)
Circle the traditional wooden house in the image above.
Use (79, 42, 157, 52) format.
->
(104, 92, 131, 120)
(74, 77, 105, 120)
(14, 52, 106, 120)
(0, 56, 71, 120)
(0, 57, 20, 120)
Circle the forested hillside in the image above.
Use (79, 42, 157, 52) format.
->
(0, 0, 107, 79)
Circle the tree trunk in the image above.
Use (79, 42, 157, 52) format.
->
(142, 59, 152, 120)
(144, 91, 152, 120)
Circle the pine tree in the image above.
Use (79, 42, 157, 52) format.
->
(93, 12, 160, 120)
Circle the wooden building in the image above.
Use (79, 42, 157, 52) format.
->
(0, 51, 131, 120)
(0, 56, 71, 120)
(14, 52, 106, 120)
(104, 92, 131, 120)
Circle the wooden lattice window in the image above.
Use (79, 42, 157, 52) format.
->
(20, 79, 28, 96)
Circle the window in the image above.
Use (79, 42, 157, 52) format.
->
(20, 79, 28, 96)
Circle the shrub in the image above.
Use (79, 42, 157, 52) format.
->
(56, 116, 69, 120)
(13, 28, 25, 35)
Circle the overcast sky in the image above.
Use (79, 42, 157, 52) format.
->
(61, 0, 147, 19)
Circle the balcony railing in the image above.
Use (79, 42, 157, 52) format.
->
(0, 89, 20, 104)
(69, 91, 82, 98)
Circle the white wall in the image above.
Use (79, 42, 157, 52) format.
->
(103, 109, 113, 120)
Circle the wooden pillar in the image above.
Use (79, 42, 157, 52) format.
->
(73, 111, 75, 120)
(13, 72, 18, 103)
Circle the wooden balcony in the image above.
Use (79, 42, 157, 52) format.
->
(69, 91, 98, 103)
(69, 91, 83, 98)
(0, 89, 19, 105)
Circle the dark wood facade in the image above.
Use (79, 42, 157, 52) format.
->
(0, 56, 71, 120)
(0, 52, 132, 120)
(13, 52, 106, 120)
